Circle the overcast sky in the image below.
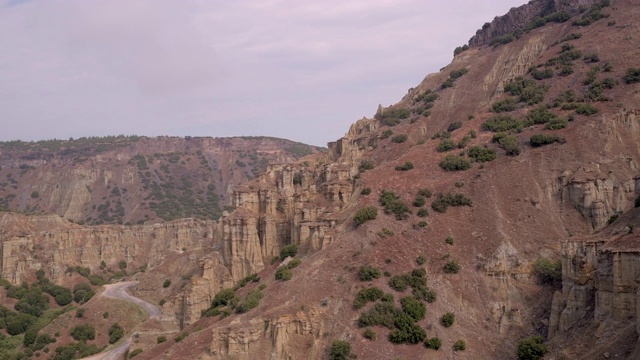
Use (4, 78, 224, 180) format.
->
(0, 0, 525, 147)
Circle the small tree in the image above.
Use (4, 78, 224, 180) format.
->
(280, 244, 298, 260)
(162, 279, 171, 288)
(108, 323, 125, 344)
(329, 340, 352, 360)
(441, 312, 455, 327)
(70, 324, 96, 341)
(354, 206, 378, 226)
(517, 336, 548, 360)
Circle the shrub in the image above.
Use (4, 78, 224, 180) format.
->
(358, 302, 401, 328)
(108, 323, 124, 344)
(162, 279, 171, 288)
(636, 195, 640, 208)
(431, 193, 472, 213)
(358, 160, 375, 172)
(443, 261, 461, 274)
(530, 67, 554, 80)
(425, 337, 442, 350)
(360, 187, 371, 195)
(468, 146, 496, 163)
(413, 196, 426, 207)
(211, 288, 238, 308)
(490, 34, 515, 46)
(412, 287, 436, 303)
(453, 44, 469, 56)
(329, 340, 352, 360)
(545, 117, 568, 130)
(445, 236, 454, 245)
(75, 308, 84, 318)
(418, 188, 432, 198)
(363, 328, 376, 340)
(447, 121, 463, 132)
(353, 287, 385, 309)
(388, 312, 426, 344)
(287, 259, 301, 269)
(275, 267, 293, 281)
(482, 115, 522, 132)
(439, 156, 470, 172)
(575, 104, 599, 115)
(118, 260, 127, 270)
(174, 332, 188, 342)
(416, 255, 426, 265)
(437, 139, 456, 152)
(358, 265, 382, 281)
(491, 98, 518, 113)
(533, 258, 562, 285)
(70, 324, 95, 341)
(454, 339, 466, 351)
(572, 3, 610, 26)
(157, 336, 167, 344)
(354, 206, 378, 226)
(391, 134, 408, 143)
(504, 77, 548, 104)
(128, 348, 143, 358)
(381, 130, 393, 139)
(400, 296, 426, 321)
(280, 244, 298, 260)
(530, 134, 566, 147)
(379, 190, 411, 220)
(441, 312, 455, 327)
(624, 68, 640, 84)
(236, 289, 264, 313)
(417, 208, 428, 217)
(395, 161, 414, 171)
(499, 135, 520, 156)
(517, 336, 548, 360)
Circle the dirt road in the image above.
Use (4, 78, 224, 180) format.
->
(81, 281, 160, 360)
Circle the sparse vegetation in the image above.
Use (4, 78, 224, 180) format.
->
(431, 193, 472, 213)
(533, 258, 562, 285)
(437, 139, 457, 152)
(391, 134, 408, 143)
(443, 261, 461, 274)
(358, 265, 382, 281)
(379, 190, 411, 220)
(359, 160, 375, 172)
(530, 134, 566, 147)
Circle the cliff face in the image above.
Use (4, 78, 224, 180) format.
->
(548, 226, 640, 358)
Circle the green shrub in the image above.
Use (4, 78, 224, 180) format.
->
(329, 340, 352, 360)
(504, 77, 548, 104)
(75, 308, 84, 318)
(437, 139, 456, 152)
(530, 134, 566, 147)
(443, 261, 461, 274)
(162, 279, 171, 288)
(363, 328, 376, 340)
(425, 337, 442, 350)
(360, 187, 371, 195)
(236, 289, 264, 313)
(490, 34, 515, 46)
(491, 98, 518, 113)
(412, 287, 436, 303)
(416, 255, 426, 265)
(454, 339, 466, 351)
(353, 287, 385, 309)
(431, 193, 472, 213)
(359, 160, 375, 172)
(418, 188, 432, 198)
(575, 104, 599, 115)
(388, 312, 426, 344)
(400, 296, 426, 321)
(391, 134, 408, 143)
(108, 323, 124, 344)
(287, 259, 301, 269)
(413, 196, 426, 207)
(447, 121, 463, 132)
(70, 324, 95, 341)
(394, 161, 414, 171)
(128, 348, 143, 358)
(530, 67, 554, 80)
(441, 312, 455, 327)
(211, 288, 238, 308)
(174, 332, 188, 342)
(468, 146, 496, 163)
(280, 244, 298, 260)
(358, 302, 401, 328)
(499, 135, 520, 156)
(533, 258, 561, 285)
(118, 260, 127, 270)
(517, 336, 548, 360)
(157, 336, 166, 344)
(379, 190, 411, 220)
(275, 267, 293, 281)
(354, 206, 378, 226)
(545, 117, 568, 130)
(453, 44, 469, 56)
(417, 208, 428, 217)
(625, 68, 640, 84)
(358, 265, 382, 281)
(482, 115, 522, 132)
(381, 130, 393, 139)
(572, 3, 610, 26)
(439, 156, 470, 172)
(389, 275, 409, 292)
(445, 236, 454, 245)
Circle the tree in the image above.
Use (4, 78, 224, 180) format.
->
(517, 336, 548, 360)
(70, 324, 96, 341)
(329, 340, 352, 360)
(109, 323, 125, 344)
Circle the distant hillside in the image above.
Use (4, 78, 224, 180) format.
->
(0, 135, 324, 225)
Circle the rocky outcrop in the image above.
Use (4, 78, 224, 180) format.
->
(0, 213, 217, 285)
(469, 0, 602, 47)
(549, 233, 640, 343)
(208, 310, 323, 360)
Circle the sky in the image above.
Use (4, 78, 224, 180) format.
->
(0, 0, 525, 147)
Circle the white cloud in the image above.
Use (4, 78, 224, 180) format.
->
(0, 0, 525, 146)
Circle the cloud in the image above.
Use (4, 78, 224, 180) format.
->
(0, 0, 525, 146)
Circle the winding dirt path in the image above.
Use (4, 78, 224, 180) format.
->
(81, 281, 160, 360)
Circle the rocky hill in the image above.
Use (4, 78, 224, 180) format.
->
(0, 136, 323, 225)
(1, 0, 640, 359)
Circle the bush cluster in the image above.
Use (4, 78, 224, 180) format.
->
(379, 190, 411, 220)
(431, 193, 472, 213)
(354, 206, 378, 226)
(517, 336, 548, 360)
(358, 265, 382, 281)
(468, 146, 496, 163)
(439, 156, 471, 172)
(530, 134, 566, 147)
(394, 161, 414, 171)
